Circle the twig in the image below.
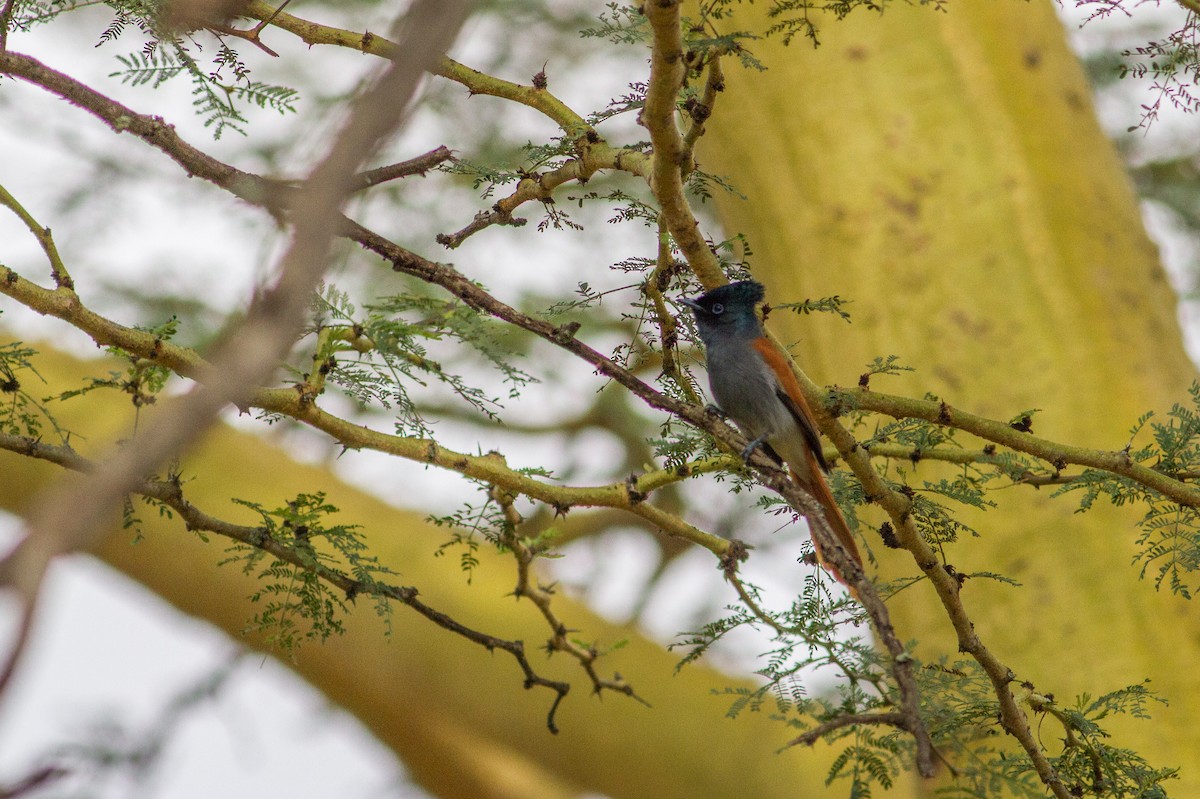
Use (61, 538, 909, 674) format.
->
(437, 206, 526, 249)
(493, 486, 650, 708)
(207, 0, 294, 57)
(0, 182, 74, 290)
(0, 765, 69, 799)
(839, 387, 1200, 508)
(0, 0, 15, 52)
(644, 217, 702, 406)
(782, 712, 908, 749)
(435, 148, 648, 248)
(242, 0, 594, 140)
(351, 145, 455, 190)
(680, 49, 725, 165)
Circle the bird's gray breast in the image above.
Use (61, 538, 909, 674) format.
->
(705, 337, 794, 441)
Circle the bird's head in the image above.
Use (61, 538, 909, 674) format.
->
(680, 280, 766, 344)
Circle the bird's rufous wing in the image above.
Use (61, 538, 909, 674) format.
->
(750, 338, 863, 591)
(750, 338, 829, 472)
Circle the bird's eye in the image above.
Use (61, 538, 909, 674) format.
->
(710, 302, 724, 315)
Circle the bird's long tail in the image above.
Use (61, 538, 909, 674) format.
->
(791, 455, 863, 598)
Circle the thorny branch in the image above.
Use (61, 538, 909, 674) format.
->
(0, 431, 574, 731)
(0, 182, 73, 290)
(349, 145, 456, 191)
(241, 0, 594, 139)
(796, 367, 1076, 798)
(492, 487, 650, 707)
(432, 144, 651, 249)
(840, 388, 1200, 507)
(0, 256, 735, 554)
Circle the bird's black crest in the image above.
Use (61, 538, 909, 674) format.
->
(683, 280, 765, 315)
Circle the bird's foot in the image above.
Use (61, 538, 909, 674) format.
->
(741, 435, 767, 462)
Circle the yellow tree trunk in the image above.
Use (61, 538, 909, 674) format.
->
(700, 0, 1199, 792)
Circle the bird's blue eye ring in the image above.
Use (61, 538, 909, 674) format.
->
(710, 302, 724, 315)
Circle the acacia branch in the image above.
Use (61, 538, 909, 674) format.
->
(838, 388, 1200, 508)
(680, 49, 724, 164)
(0, 765, 68, 799)
(241, 2, 661, 252)
(782, 712, 909, 749)
(644, 219, 702, 407)
(641, 1, 724, 287)
(241, 0, 595, 141)
(0, 431, 573, 732)
(350, 145, 455, 190)
(0, 182, 74, 290)
(436, 148, 650, 248)
(0, 262, 733, 556)
(0, 0, 15, 52)
(493, 487, 650, 707)
(786, 366, 1073, 798)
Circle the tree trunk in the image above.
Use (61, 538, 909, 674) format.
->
(700, 0, 1199, 792)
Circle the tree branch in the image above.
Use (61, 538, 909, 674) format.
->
(0, 0, 15, 53)
(839, 387, 1200, 508)
(0, 182, 74, 290)
(0, 261, 734, 555)
(680, 49, 724, 165)
(349, 145, 455, 190)
(241, 0, 595, 140)
(493, 487, 650, 708)
(782, 712, 908, 749)
(641, 1, 724, 287)
(789, 367, 1074, 797)
(0, 430, 574, 731)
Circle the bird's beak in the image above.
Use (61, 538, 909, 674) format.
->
(679, 297, 702, 312)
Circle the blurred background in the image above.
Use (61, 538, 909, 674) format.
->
(1, 1, 1198, 796)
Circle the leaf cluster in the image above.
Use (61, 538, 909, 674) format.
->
(0, 338, 62, 439)
(1055, 383, 1200, 598)
(429, 489, 517, 582)
(108, 38, 297, 138)
(10, 0, 300, 138)
(676, 573, 905, 795)
(218, 492, 396, 657)
(312, 286, 535, 435)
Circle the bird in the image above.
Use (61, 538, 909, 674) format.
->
(680, 280, 863, 591)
